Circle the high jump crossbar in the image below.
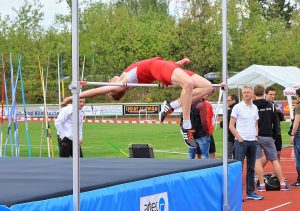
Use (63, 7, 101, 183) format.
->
(80, 81, 223, 88)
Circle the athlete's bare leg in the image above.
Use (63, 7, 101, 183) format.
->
(190, 74, 214, 100)
(171, 68, 195, 121)
(171, 68, 213, 121)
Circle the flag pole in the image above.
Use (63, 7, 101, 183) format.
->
(19, 54, 31, 157)
(0, 52, 6, 157)
(58, 54, 61, 108)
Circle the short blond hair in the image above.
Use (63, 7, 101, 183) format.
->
(242, 85, 253, 91)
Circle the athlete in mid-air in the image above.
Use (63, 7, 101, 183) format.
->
(62, 57, 213, 148)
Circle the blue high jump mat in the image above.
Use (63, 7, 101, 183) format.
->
(0, 158, 242, 211)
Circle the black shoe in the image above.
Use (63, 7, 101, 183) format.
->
(159, 101, 174, 122)
(291, 181, 300, 187)
(180, 127, 197, 148)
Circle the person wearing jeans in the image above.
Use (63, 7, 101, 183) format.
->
(291, 134, 300, 186)
(188, 95, 214, 159)
(229, 85, 263, 200)
(188, 135, 211, 159)
(290, 88, 300, 187)
(234, 140, 257, 195)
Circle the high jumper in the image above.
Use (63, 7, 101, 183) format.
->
(62, 56, 218, 148)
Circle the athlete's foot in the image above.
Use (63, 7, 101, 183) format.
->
(180, 127, 196, 148)
(159, 101, 174, 122)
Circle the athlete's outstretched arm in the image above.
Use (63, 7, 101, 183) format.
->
(61, 86, 122, 106)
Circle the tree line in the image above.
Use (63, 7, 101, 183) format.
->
(0, 0, 299, 104)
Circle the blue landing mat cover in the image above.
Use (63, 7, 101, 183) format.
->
(0, 158, 242, 211)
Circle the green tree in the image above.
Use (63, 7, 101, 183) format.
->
(258, 0, 296, 28)
(177, 0, 222, 76)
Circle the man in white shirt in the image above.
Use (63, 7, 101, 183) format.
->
(229, 85, 263, 201)
(55, 98, 86, 157)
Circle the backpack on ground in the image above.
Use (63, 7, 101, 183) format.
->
(257, 174, 280, 191)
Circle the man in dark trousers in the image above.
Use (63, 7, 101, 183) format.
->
(220, 94, 239, 159)
(55, 98, 86, 157)
(289, 88, 300, 187)
(229, 85, 263, 200)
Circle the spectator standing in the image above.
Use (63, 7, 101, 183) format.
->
(253, 85, 290, 192)
(220, 94, 239, 159)
(289, 88, 300, 187)
(265, 86, 285, 161)
(55, 98, 86, 157)
(229, 85, 263, 200)
(188, 95, 214, 159)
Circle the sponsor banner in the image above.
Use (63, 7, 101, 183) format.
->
(85, 119, 178, 124)
(1, 102, 293, 118)
(140, 192, 168, 211)
(124, 105, 159, 115)
(1, 105, 123, 118)
(2, 105, 60, 118)
(1, 117, 179, 125)
(83, 105, 123, 116)
(283, 89, 296, 96)
(281, 102, 297, 114)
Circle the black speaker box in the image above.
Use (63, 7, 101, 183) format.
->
(128, 144, 154, 158)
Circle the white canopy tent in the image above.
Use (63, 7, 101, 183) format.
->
(226, 64, 300, 119)
(228, 65, 300, 89)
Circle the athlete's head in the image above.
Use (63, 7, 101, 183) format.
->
(108, 76, 126, 101)
(110, 90, 125, 101)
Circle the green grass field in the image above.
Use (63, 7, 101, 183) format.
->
(0, 121, 292, 159)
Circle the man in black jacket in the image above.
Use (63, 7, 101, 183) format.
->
(264, 86, 285, 161)
(187, 95, 214, 159)
(220, 94, 239, 159)
(253, 85, 290, 191)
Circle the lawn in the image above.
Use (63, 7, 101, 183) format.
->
(0, 121, 292, 159)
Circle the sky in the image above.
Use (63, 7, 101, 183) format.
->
(0, 0, 176, 28)
(0, 0, 71, 27)
(0, 0, 297, 28)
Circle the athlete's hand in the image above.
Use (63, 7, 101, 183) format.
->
(175, 58, 190, 66)
(182, 57, 190, 64)
(220, 82, 226, 87)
